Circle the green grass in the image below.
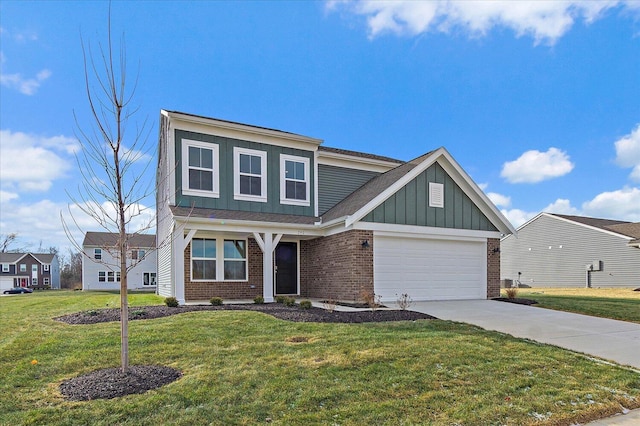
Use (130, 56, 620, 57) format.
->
(1, 291, 639, 425)
(511, 288, 640, 324)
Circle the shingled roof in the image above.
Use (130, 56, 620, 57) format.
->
(551, 214, 640, 239)
(170, 206, 319, 225)
(318, 146, 404, 164)
(82, 232, 156, 248)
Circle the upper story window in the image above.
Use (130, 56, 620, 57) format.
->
(182, 139, 220, 198)
(131, 250, 145, 260)
(1, 264, 8, 272)
(234, 147, 267, 203)
(94, 248, 102, 260)
(43, 264, 50, 272)
(280, 154, 310, 206)
(20, 264, 26, 272)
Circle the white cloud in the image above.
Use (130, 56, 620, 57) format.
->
(501, 147, 574, 183)
(581, 187, 640, 221)
(328, 0, 636, 44)
(543, 198, 580, 215)
(614, 124, 640, 182)
(500, 208, 537, 228)
(487, 192, 511, 208)
(0, 190, 18, 203)
(0, 67, 51, 96)
(0, 130, 78, 192)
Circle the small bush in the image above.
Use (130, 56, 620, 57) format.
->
(360, 290, 382, 311)
(164, 297, 179, 307)
(322, 299, 337, 313)
(284, 296, 296, 307)
(396, 293, 413, 310)
(132, 309, 146, 317)
(86, 310, 98, 316)
(210, 297, 223, 306)
(275, 295, 287, 304)
(253, 295, 264, 304)
(505, 287, 518, 299)
(299, 300, 312, 309)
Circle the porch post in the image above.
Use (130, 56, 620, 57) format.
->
(175, 229, 196, 305)
(253, 232, 283, 303)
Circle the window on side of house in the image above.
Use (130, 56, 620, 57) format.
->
(20, 264, 26, 272)
(107, 271, 115, 282)
(429, 182, 444, 208)
(32, 277, 38, 286)
(280, 154, 310, 206)
(223, 240, 247, 280)
(234, 147, 267, 202)
(99, 271, 106, 282)
(43, 264, 50, 272)
(143, 272, 156, 286)
(1, 263, 8, 272)
(191, 238, 217, 281)
(182, 139, 219, 197)
(94, 248, 102, 260)
(43, 277, 50, 286)
(116, 271, 121, 282)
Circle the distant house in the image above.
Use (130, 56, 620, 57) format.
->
(0, 252, 60, 291)
(501, 213, 640, 288)
(156, 110, 514, 304)
(82, 232, 157, 291)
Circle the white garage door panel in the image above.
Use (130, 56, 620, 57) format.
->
(374, 236, 486, 301)
(0, 277, 13, 291)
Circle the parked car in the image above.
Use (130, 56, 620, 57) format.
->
(3, 287, 34, 294)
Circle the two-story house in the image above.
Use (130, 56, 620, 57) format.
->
(82, 232, 157, 291)
(0, 252, 60, 291)
(156, 110, 515, 304)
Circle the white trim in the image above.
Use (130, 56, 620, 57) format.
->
(181, 139, 220, 198)
(162, 110, 323, 151)
(234, 147, 268, 203)
(280, 154, 310, 206)
(314, 150, 319, 217)
(189, 236, 249, 282)
(356, 221, 503, 240)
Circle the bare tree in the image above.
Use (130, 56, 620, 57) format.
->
(0, 233, 30, 253)
(63, 11, 153, 373)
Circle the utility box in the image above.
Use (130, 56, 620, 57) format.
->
(592, 260, 602, 271)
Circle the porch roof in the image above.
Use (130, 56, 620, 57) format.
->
(170, 206, 320, 226)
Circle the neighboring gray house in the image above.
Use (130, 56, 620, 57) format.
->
(156, 110, 514, 304)
(82, 232, 157, 291)
(501, 213, 640, 288)
(0, 252, 60, 291)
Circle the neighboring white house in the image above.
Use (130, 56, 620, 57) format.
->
(82, 232, 157, 291)
(501, 213, 640, 288)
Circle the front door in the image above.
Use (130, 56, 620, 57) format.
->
(275, 242, 297, 295)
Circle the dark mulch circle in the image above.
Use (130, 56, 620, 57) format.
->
(493, 297, 539, 306)
(56, 303, 435, 401)
(59, 365, 182, 401)
(54, 303, 436, 325)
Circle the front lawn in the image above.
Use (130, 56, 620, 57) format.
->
(508, 288, 640, 324)
(1, 291, 639, 425)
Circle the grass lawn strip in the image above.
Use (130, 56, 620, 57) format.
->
(510, 288, 640, 324)
(1, 291, 639, 425)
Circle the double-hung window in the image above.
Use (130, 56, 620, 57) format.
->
(43, 264, 50, 272)
(182, 139, 219, 197)
(1, 264, 8, 272)
(20, 264, 26, 272)
(98, 271, 106, 282)
(280, 154, 310, 206)
(234, 147, 267, 202)
(94, 248, 102, 260)
(191, 238, 217, 281)
(143, 272, 157, 286)
(224, 240, 247, 280)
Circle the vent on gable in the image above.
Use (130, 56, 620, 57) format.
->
(429, 182, 444, 208)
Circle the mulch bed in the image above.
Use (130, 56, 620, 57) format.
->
(56, 303, 435, 401)
(493, 297, 539, 306)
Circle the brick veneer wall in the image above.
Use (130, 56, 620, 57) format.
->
(300, 230, 374, 302)
(184, 238, 263, 301)
(486, 238, 500, 298)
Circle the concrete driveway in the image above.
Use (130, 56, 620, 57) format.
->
(405, 300, 640, 370)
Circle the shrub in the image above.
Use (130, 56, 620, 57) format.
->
(131, 309, 146, 317)
(322, 299, 337, 313)
(299, 300, 312, 309)
(164, 297, 179, 307)
(396, 293, 413, 310)
(505, 287, 518, 299)
(210, 297, 223, 306)
(253, 295, 264, 304)
(284, 296, 296, 307)
(86, 310, 98, 316)
(360, 290, 381, 311)
(275, 295, 287, 304)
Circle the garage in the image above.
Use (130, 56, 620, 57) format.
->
(0, 277, 13, 292)
(374, 235, 487, 301)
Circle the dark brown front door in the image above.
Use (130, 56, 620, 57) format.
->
(275, 242, 297, 295)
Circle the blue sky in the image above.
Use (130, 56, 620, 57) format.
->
(1, 0, 639, 253)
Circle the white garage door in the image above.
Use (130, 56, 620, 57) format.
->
(0, 277, 13, 291)
(374, 236, 486, 301)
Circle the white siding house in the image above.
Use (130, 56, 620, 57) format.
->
(82, 232, 157, 291)
(501, 213, 640, 288)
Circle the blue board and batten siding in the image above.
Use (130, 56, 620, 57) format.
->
(318, 164, 380, 215)
(174, 130, 315, 216)
(362, 162, 498, 231)
(501, 215, 640, 288)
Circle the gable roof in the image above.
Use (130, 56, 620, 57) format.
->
(318, 146, 404, 165)
(0, 252, 56, 264)
(82, 232, 156, 249)
(322, 147, 515, 235)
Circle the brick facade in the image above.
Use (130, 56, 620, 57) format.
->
(184, 238, 263, 301)
(300, 230, 374, 302)
(486, 238, 500, 298)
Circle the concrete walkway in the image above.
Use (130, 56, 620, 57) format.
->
(405, 300, 640, 426)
